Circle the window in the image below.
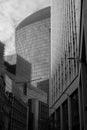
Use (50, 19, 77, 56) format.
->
(23, 83, 27, 95)
(71, 89, 80, 130)
(62, 100, 68, 130)
(56, 107, 61, 130)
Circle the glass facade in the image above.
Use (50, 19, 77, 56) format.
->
(50, 89, 80, 130)
(16, 17, 50, 87)
(51, 0, 81, 105)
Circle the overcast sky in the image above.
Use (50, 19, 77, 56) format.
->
(0, 0, 50, 55)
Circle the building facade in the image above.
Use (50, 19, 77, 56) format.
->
(37, 79, 49, 104)
(15, 7, 50, 87)
(0, 42, 4, 67)
(4, 53, 48, 130)
(38, 101, 49, 130)
(9, 94, 27, 130)
(49, 0, 82, 130)
(80, 0, 87, 130)
(0, 42, 12, 130)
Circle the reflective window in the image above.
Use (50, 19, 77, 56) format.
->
(62, 100, 68, 130)
(56, 107, 61, 130)
(71, 89, 80, 130)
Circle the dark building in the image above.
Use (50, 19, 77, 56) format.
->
(37, 79, 49, 93)
(38, 101, 49, 130)
(0, 42, 4, 70)
(9, 94, 27, 130)
(4, 56, 27, 130)
(0, 79, 11, 130)
(4, 61, 16, 75)
(37, 79, 49, 104)
(0, 42, 11, 130)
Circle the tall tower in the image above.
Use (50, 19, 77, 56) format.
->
(49, 0, 81, 130)
(15, 7, 50, 87)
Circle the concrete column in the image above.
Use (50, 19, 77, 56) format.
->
(32, 99, 39, 130)
(60, 105, 63, 130)
(55, 110, 57, 129)
(78, 83, 84, 130)
(68, 96, 72, 130)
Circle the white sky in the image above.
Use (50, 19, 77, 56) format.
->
(0, 0, 50, 55)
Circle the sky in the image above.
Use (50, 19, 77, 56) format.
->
(0, 0, 50, 55)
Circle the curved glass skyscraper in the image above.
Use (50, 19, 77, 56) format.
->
(15, 7, 50, 86)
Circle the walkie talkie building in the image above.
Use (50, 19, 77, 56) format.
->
(15, 7, 50, 86)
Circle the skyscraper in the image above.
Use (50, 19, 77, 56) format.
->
(15, 7, 50, 86)
(49, 0, 81, 130)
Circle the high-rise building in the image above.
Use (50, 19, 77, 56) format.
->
(49, 0, 82, 130)
(80, 1, 87, 130)
(15, 7, 50, 87)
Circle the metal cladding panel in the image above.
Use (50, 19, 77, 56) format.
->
(16, 55, 31, 81)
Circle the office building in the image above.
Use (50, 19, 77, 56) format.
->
(0, 42, 11, 130)
(79, 0, 87, 130)
(37, 79, 49, 94)
(9, 94, 27, 130)
(49, 0, 82, 130)
(4, 54, 48, 130)
(4, 54, 47, 102)
(15, 7, 50, 87)
(15, 56, 48, 130)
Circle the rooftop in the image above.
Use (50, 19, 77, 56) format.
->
(16, 6, 50, 30)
